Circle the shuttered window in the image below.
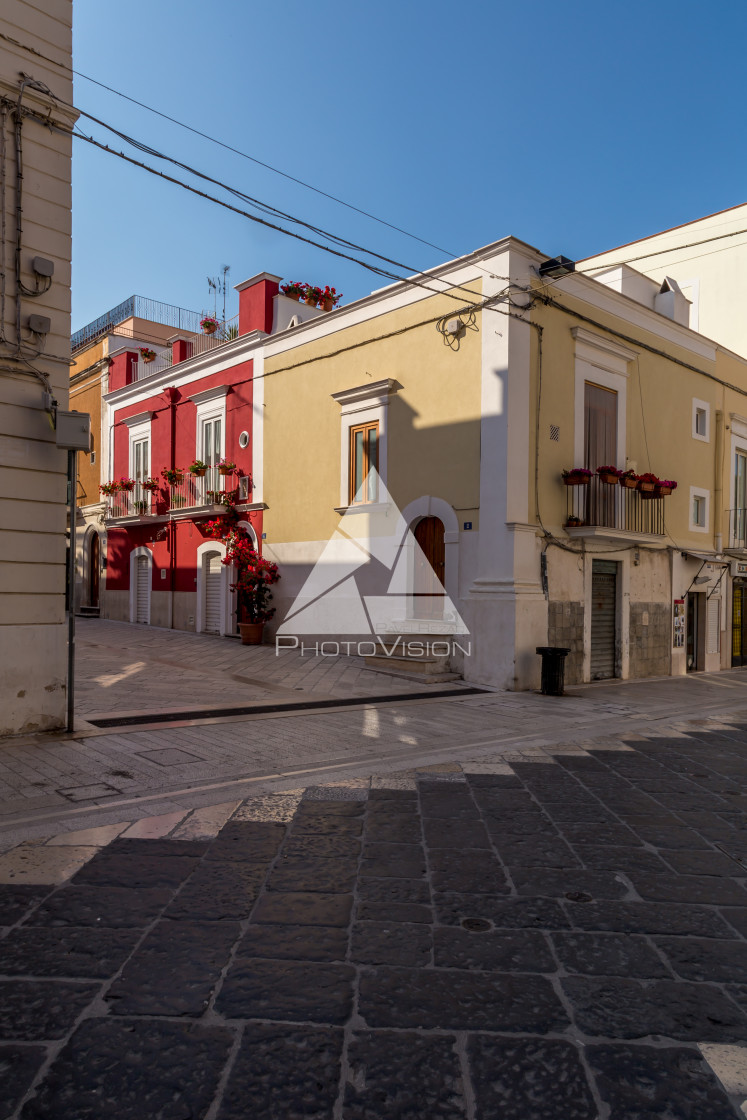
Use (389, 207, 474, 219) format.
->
(135, 556, 150, 624)
(706, 598, 720, 655)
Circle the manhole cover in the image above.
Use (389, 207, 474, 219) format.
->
(565, 891, 593, 903)
(461, 917, 492, 933)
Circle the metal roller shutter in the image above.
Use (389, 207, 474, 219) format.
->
(135, 556, 150, 624)
(591, 559, 617, 680)
(204, 553, 223, 633)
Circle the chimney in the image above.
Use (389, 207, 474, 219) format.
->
(654, 276, 691, 327)
(235, 272, 282, 336)
(108, 350, 138, 391)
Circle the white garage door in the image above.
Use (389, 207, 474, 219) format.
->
(135, 555, 150, 624)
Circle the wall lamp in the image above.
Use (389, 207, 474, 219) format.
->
(538, 256, 576, 279)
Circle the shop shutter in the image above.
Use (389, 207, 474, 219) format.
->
(135, 556, 150, 624)
(204, 553, 223, 633)
(706, 598, 720, 655)
(590, 560, 617, 679)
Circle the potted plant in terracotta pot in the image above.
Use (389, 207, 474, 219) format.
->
(141, 477, 160, 494)
(189, 460, 208, 477)
(564, 514, 585, 528)
(597, 465, 622, 485)
(637, 472, 659, 497)
(200, 316, 220, 335)
(118, 477, 136, 492)
(139, 347, 156, 364)
(304, 285, 322, 308)
(280, 281, 305, 301)
(320, 286, 342, 312)
(218, 458, 236, 476)
(226, 531, 280, 644)
(562, 467, 592, 486)
(161, 467, 184, 486)
(655, 479, 677, 497)
(619, 470, 639, 490)
(99, 480, 120, 496)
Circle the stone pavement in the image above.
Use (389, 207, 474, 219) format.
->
(2, 719, 747, 1118)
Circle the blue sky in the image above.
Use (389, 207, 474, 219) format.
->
(71, 0, 747, 332)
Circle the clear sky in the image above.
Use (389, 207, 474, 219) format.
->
(70, 0, 747, 333)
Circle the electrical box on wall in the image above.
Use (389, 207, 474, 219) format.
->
(55, 410, 91, 451)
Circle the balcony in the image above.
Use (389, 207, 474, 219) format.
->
(169, 469, 242, 513)
(105, 486, 154, 520)
(564, 476, 665, 540)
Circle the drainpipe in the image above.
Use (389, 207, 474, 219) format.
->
(715, 410, 724, 553)
(165, 387, 179, 628)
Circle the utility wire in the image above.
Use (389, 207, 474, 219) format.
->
(577, 225, 747, 273)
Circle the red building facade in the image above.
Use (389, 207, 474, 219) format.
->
(101, 273, 292, 635)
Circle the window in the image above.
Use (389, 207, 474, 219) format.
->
(133, 437, 149, 482)
(584, 382, 618, 469)
(692, 398, 710, 442)
(693, 495, 706, 527)
(349, 421, 379, 504)
(689, 486, 709, 532)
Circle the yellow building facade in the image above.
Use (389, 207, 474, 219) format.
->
(257, 237, 747, 690)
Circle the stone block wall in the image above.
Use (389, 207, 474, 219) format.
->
(548, 601, 584, 684)
(629, 602, 671, 679)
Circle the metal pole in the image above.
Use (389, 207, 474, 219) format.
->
(67, 449, 77, 733)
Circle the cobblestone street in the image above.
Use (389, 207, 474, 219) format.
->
(2, 706, 747, 1117)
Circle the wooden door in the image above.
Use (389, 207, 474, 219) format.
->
(89, 533, 100, 608)
(413, 517, 445, 620)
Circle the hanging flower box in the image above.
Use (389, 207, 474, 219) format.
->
(597, 465, 622, 485)
(139, 347, 156, 363)
(118, 477, 136, 492)
(218, 459, 236, 476)
(562, 468, 592, 486)
(654, 479, 677, 497)
(141, 477, 160, 493)
(161, 467, 184, 486)
(637, 472, 659, 497)
(99, 481, 120, 496)
(619, 471, 639, 490)
(200, 317, 220, 335)
(188, 460, 207, 477)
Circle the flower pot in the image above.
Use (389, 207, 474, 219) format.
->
(654, 485, 672, 496)
(639, 490, 658, 500)
(202, 324, 218, 335)
(218, 466, 233, 476)
(285, 293, 301, 302)
(637, 481, 655, 493)
(322, 299, 334, 312)
(239, 622, 264, 645)
(620, 476, 638, 489)
(598, 472, 619, 485)
(564, 474, 590, 486)
(142, 355, 155, 364)
(190, 468, 207, 477)
(304, 297, 318, 307)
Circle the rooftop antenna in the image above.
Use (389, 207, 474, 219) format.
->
(207, 265, 231, 322)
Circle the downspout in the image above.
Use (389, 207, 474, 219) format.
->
(166, 387, 179, 628)
(714, 410, 724, 554)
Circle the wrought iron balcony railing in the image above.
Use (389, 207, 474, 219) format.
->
(169, 470, 238, 511)
(105, 486, 153, 519)
(565, 476, 665, 536)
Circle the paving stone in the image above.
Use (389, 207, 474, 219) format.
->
(368, 787, 419, 801)
(570, 845, 671, 874)
(357, 901, 432, 924)
(0, 1044, 46, 1120)
(236, 923, 349, 963)
(560, 822, 643, 847)
(422, 818, 491, 849)
(541, 803, 612, 823)
(587, 1043, 740, 1119)
(291, 815, 363, 837)
(251, 890, 353, 927)
(120, 811, 189, 839)
(0, 845, 99, 886)
(551, 932, 670, 978)
(206, 821, 286, 861)
(20, 1018, 232, 1120)
(464, 773, 523, 788)
(47, 823, 128, 847)
(419, 798, 481, 821)
(566, 900, 738, 938)
(483, 815, 559, 839)
(625, 824, 712, 850)
(510, 867, 628, 900)
(653, 937, 747, 983)
(295, 800, 365, 817)
(468, 1036, 597, 1120)
(107, 838, 211, 858)
(233, 792, 304, 822)
(364, 815, 422, 843)
(357, 877, 431, 905)
(0, 885, 49, 927)
(433, 893, 570, 930)
(358, 966, 568, 1031)
(217, 959, 355, 1023)
(283, 834, 361, 860)
(344, 1030, 467, 1119)
(0, 927, 139, 978)
(171, 800, 242, 840)
(267, 856, 357, 893)
(28, 885, 173, 929)
(491, 837, 581, 868)
(71, 853, 200, 890)
(107, 920, 240, 1016)
(428, 850, 508, 894)
(360, 842, 426, 879)
(470, 790, 538, 812)
(721, 908, 747, 938)
(218, 1023, 343, 1120)
(163, 861, 268, 921)
(351, 921, 431, 966)
(433, 927, 554, 972)
(562, 976, 747, 1042)
(663, 850, 747, 878)
(0, 980, 97, 1040)
(629, 873, 747, 906)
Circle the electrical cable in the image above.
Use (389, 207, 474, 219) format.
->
(577, 225, 747, 273)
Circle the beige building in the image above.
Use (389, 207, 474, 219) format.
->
(0, 4, 77, 734)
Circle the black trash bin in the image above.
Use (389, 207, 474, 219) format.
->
(536, 646, 571, 696)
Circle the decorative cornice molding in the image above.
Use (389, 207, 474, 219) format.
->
(121, 411, 154, 428)
(188, 385, 230, 406)
(571, 326, 637, 364)
(331, 379, 397, 407)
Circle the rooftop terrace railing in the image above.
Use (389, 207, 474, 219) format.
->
(72, 296, 202, 352)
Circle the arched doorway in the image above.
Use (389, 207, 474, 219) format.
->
(89, 532, 100, 609)
(413, 516, 445, 620)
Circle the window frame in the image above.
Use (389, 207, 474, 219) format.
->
(689, 485, 710, 533)
(331, 379, 395, 512)
(349, 420, 379, 505)
(692, 398, 710, 443)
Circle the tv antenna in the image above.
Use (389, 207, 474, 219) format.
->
(207, 264, 231, 321)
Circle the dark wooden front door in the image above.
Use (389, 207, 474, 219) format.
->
(732, 583, 747, 667)
(413, 517, 445, 620)
(89, 533, 100, 608)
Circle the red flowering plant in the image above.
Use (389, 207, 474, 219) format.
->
(99, 480, 120, 496)
(139, 347, 156, 360)
(637, 472, 660, 485)
(280, 281, 305, 298)
(118, 477, 136, 492)
(321, 285, 342, 306)
(304, 285, 323, 305)
(141, 477, 160, 493)
(596, 465, 622, 478)
(200, 316, 220, 332)
(161, 467, 184, 485)
(207, 487, 240, 508)
(223, 529, 280, 623)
